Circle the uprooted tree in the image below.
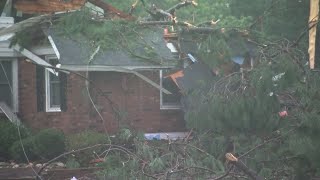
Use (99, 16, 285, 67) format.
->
(19, 0, 320, 179)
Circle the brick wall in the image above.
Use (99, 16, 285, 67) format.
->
(18, 60, 185, 134)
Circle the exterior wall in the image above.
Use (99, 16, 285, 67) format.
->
(18, 60, 185, 134)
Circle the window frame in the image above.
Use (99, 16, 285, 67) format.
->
(159, 70, 181, 110)
(45, 56, 61, 112)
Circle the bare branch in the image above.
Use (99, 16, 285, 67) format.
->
(138, 20, 195, 27)
(181, 27, 218, 33)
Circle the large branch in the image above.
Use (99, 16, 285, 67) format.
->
(145, 5, 173, 21)
(181, 27, 218, 34)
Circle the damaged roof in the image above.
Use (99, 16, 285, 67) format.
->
(47, 27, 179, 68)
(169, 62, 213, 93)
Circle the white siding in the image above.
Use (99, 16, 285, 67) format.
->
(0, 17, 17, 57)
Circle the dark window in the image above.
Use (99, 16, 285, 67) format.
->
(160, 70, 181, 109)
(0, 61, 13, 108)
(49, 71, 61, 108)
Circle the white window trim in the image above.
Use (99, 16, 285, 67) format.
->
(12, 59, 18, 112)
(159, 70, 181, 110)
(45, 56, 61, 112)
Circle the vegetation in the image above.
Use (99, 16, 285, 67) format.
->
(10, 128, 65, 162)
(0, 120, 29, 160)
(7, 0, 319, 179)
(85, 1, 317, 179)
(65, 130, 110, 166)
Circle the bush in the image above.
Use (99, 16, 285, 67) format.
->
(9, 136, 37, 162)
(0, 120, 29, 160)
(33, 129, 65, 159)
(10, 128, 65, 162)
(66, 130, 110, 166)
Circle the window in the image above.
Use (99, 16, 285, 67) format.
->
(0, 59, 18, 112)
(160, 70, 181, 110)
(45, 58, 61, 112)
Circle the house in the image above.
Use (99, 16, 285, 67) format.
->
(0, 0, 257, 135)
(0, 1, 186, 134)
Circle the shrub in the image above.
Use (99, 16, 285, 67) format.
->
(66, 130, 110, 166)
(33, 129, 66, 159)
(9, 136, 37, 162)
(0, 120, 29, 160)
(10, 128, 65, 162)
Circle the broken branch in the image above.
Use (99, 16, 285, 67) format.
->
(167, 0, 198, 14)
(226, 153, 264, 180)
(129, 0, 139, 15)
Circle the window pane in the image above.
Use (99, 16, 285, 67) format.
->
(0, 61, 12, 85)
(0, 61, 12, 108)
(50, 82, 61, 107)
(161, 70, 181, 107)
(162, 77, 181, 105)
(0, 84, 12, 107)
(49, 72, 59, 82)
(49, 72, 61, 108)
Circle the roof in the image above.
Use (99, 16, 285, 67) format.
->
(47, 27, 179, 68)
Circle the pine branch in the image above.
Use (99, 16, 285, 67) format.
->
(238, 128, 297, 159)
(36, 143, 139, 178)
